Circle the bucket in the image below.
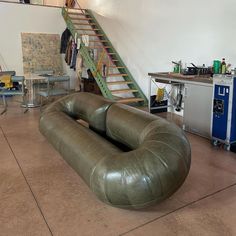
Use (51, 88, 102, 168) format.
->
(213, 60, 221, 74)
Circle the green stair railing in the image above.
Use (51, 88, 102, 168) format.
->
(62, 7, 148, 106)
(62, 7, 113, 100)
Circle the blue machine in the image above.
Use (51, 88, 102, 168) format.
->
(211, 75, 236, 150)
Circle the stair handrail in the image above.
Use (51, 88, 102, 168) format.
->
(65, 0, 86, 18)
(74, 0, 86, 15)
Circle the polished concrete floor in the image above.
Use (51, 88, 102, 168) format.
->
(0, 101, 236, 236)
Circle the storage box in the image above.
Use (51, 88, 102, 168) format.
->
(150, 95, 168, 113)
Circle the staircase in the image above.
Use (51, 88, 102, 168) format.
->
(62, 7, 147, 106)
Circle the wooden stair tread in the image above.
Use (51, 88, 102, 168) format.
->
(89, 40, 108, 42)
(111, 89, 138, 94)
(71, 17, 93, 21)
(67, 8, 87, 11)
(88, 46, 111, 49)
(108, 73, 128, 77)
(109, 66, 125, 69)
(73, 23, 96, 25)
(75, 28, 100, 31)
(68, 12, 90, 16)
(86, 34, 104, 37)
(107, 81, 133, 85)
(116, 97, 144, 103)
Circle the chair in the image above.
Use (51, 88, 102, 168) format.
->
(37, 75, 70, 106)
(30, 70, 55, 106)
(0, 75, 28, 115)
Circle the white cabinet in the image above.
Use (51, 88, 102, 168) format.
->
(183, 83, 213, 138)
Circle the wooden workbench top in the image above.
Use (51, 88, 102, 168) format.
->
(148, 72, 213, 85)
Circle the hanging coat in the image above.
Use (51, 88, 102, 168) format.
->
(65, 38, 73, 65)
(60, 28, 71, 54)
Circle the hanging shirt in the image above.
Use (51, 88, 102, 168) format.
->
(82, 35, 89, 47)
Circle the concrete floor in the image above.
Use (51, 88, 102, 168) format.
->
(0, 101, 236, 236)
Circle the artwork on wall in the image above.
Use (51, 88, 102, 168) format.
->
(21, 33, 63, 74)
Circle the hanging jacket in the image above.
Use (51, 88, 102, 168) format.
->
(60, 28, 72, 54)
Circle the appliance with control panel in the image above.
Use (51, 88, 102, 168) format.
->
(211, 75, 236, 150)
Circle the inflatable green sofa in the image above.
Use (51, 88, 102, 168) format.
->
(39, 93, 191, 209)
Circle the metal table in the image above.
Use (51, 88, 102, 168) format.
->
(148, 72, 214, 138)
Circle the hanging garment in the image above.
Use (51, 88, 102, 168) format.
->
(102, 64, 107, 77)
(76, 53, 83, 74)
(65, 37, 73, 65)
(70, 41, 78, 70)
(75, 53, 83, 91)
(65, 0, 75, 8)
(60, 28, 72, 53)
(77, 38, 81, 50)
(82, 35, 89, 47)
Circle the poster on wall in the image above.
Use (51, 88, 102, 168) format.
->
(21, 33, 63, 74)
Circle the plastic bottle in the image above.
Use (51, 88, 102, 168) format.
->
(221, 58, 226, 74)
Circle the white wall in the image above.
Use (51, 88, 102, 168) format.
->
(0, 0, 65, 6)
(0, 2, 78, 88)
(78, 0, 236, 96)
(0, 2, 65, 74)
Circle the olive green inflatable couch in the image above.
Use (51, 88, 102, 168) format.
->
(39, 93, 191, 209)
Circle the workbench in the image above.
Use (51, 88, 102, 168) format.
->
(148, 72, 213, 138)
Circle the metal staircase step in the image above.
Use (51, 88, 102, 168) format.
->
(111, 89, 138, 94)
(108, 73, 128, 77)
(116, 97, 144, 103)
(107, 81, 133, 85)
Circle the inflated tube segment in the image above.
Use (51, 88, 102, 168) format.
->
(39, 93, 191, 209)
